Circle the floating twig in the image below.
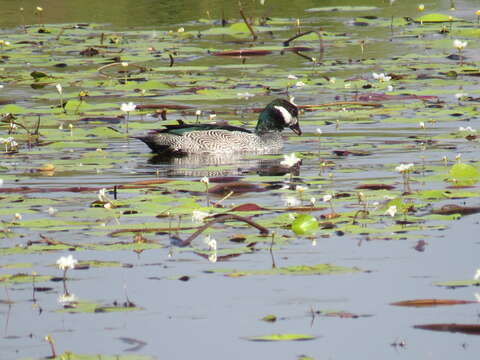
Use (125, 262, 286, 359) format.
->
(178, 214, 269, 247)
(283, 30, 324, 61)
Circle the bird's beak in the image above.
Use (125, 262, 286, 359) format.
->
(289, 120, 302, 135)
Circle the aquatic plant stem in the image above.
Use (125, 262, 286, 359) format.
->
(238, 2, 257, 41)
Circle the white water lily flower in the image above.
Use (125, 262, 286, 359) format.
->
(177, 27, 185, 33)
(287, 74, 298, 80)
(204, 235, 217, 251)
(280, 153, 301, 168)
(192, 210, 209, 223)
(98, 188, 110, 202)
(455, 93, 467, 100)
(284, 195, 301, 207)
(316, 128, 322, 135)
(323, 194, 332, 202)
(208, 253, 217, 263)
(295, 185, 306, 193)
(295, 81, 305, 88)
(453, 39, 468, 51)
(121, 62, 129, 67)
(200, 176, 209, 185)
(474, 268, 480, 281)
(418, 4, 425, 11)
(419, 121, 425, 129)
(195, 109, 201, 116)
(329, 77, 336, 84)
(395, 163, 414, 173)
(372, 72, 391, 82)
(47, 207, 58, 216)
(208, 113, 216, 121)
(14, 213, 22, 220)
(387, 85, 394, 92)
(385, 205, 397, 217)
(459, 126, 476, 133)
(120, 102, 136, 112)
(310, 197, 316, 206)
(58, 292, 77, 304)
(55, 83, 62, 94)
(56, 255, 78, 271)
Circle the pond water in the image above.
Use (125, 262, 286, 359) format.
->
(1, 0, 480, 359)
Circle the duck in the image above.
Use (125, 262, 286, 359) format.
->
(135, 98, 301, 154)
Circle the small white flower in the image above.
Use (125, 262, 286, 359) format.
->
(192, 210, 209, 223)
(204, 235, 217, 251)
(474, 268, 480, 281)
(455, 93, 467, 100)
(56, 255, 78, 271)
(195, 109, 201, 116)
(98, 188, 110, 202)
(14, 213, 22, 220)
(47, 207, 58, 216)
(208, 113, 216, 121)
(395, 163, 414, 173)
(323, 194, 333, 202)
(55, 83, 63, 94)
(58, 293, 77, 304)
(200, 176, 209, 185)
(316, 128, 322, 134)
(280, 153, 301, 168)
(284, 195, 301, 207)
(329, 77, 336, 84)
(295, 81, 305, 88)
(177, 27, 185, 33)
(120, 102, 136, 113)
(385, 205, 397, 217)
(372, 72, 391, 82)
(455, 153, 462, 161)
(310, 197, 316, 206)
(459, 126, 476, 133)
(36, 6, 43, 12)
(287, 74, 298, 80)
(121, 62, 129, 67)
(418, 4, 425, 11)
(453, 39, 468, 51)
(419, 121, 425, 129)
(208, 253, 217, 263)
(295, 185, 306, 193)
(387, 85, 394, 92)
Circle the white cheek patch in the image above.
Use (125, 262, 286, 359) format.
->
(274, 105, 295, 125)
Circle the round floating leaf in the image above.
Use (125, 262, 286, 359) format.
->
(246, 333, 317, 341)
(291, 214, 319, 235)
(413, 13, 463, 23)
(449, 163, 480, 185)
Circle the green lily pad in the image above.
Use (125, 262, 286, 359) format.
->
(246, 333, 317, 341)
(209, 263, 361, 277)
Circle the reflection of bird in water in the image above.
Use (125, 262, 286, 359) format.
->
(148, 152, 298, 178)
(134, 98, 301, 154)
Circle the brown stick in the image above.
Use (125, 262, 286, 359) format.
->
(178, 214, 269, 247)
(239, 2, 257, 41)
(299, 102, 383, 109)
(283, 30, 324, 60)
